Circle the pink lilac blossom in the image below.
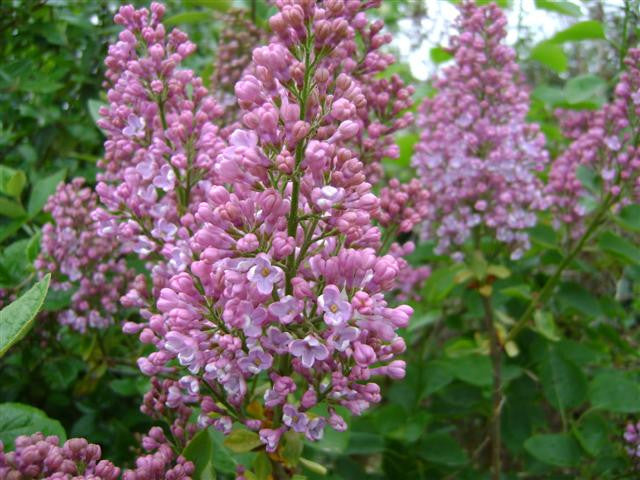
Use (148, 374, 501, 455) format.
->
(0, 430, 194, 480)
(92, 2, 226, 321)
(548, 48, 640, 235)
(0, 434, 120, 480)
(412, 1, 549, 260)
(34, 179, 135, 332)
(126, 0, 412, 453)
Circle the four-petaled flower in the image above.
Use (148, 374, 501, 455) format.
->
(317, 285, 353, 326)
(328, 325, 359, 352)
(247, 253, 282, 295)
(238, 349, 273, 374)
(282, 404, 309, 433)
(122, 114, 146, 138)
(289, 335, 329, 368)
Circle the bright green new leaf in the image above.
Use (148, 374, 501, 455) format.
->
(534, 0, 581, 16)
(430, 46, 453, 64)
(0, 274, 51, 357)
(551, 20, 605, 43)
(530, 42, 568, 73)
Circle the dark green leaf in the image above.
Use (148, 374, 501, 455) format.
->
(0, 274, 51, 357)
(345, 432, 384, 455)
(615, 204, 640, 232)
(444, 354, 492, 387)
(421, 360, 454, 398)
(589, 370, 640, 413)
(538, 343, 587, 411)
(524, 433, 582, 467)
(0, 402, 66, 450)
(418, 432, 468, 467)
(574, 413, 609, 456)
(183, 428, 216, 480)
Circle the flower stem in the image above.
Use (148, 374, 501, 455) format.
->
(481, 293, 502, 480)
(506, 194, 613, 343)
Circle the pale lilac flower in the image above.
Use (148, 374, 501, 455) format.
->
(305, 417, 326, 441)
(164, 331, 202, 373)
(282, 404, 309, 433)
(311, 185, 345, 211)
(247, 254, 282, 294)
(317, 285, 352, 326)
(328, 325, 359, 352)
(289, 335, 329, 368)
(238, 349, 273, 374)
(123, 114, 146, 138)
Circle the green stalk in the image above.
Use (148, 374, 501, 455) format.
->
(506, 195, 613, 343)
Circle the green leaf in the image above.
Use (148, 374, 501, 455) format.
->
(422, 265, 461, 304)
(0, 274, 51, 357)
(223, 428, 262, 453)
(615, 204, 640, 232)
(530, 41, 568, 72)
(524, 433, 582, 467)
(598, 231, 640, 266)
(27, 170, 66, 216)
(87, 100, 106, 129)
(345, 432, 384, 455)
(183, 0, 231, 10)
(557, 282, 603, 317)
(430, 46, 453, 64)
(0, 166, 27, 198)
(299, 457, 327, 475)
(551, 20, 605, 43)
(280, 431, 303, 467)
(538, 343, 587, 411)
(564, 74, 607, 107)
(533, 311, 561, 342)
(0, 197, 26, 218)
(253, 451, 272, 480)
(183, 428, 216, 480)
(0, 402, 66, 450)
(26, 232, 41, 264)
(42, 357, 84, 390)
(164, 11, 213, 27)
(418, 432, 468, 467)
(589, 370, 640, 413)
(574, 412, 609, 456)
(421, 360, 454, 398)
(444, 354, 492, 387)
(209, 430, 238, 474)
(0, 218, 28, 243)
(534, 0, 581, 16)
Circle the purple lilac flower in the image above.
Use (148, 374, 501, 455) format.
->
(317, 285, 353, 326)
(289, 335, 330, 368)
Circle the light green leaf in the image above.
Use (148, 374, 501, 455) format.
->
(0, 402, 66, 450)
(253, 451, 272, 480)
(0, 197, 26, 218)
(0, 274, 50, 357)
(223, 428, 262, 453)
(430, 46, 453, 64)
(564, 74, 607, 106)
(524, 433, 582, 467)
(534, 0, 581, 16)
(165, 11, 213, 26)
(551, 20, 605, 43)
(0, 166, 27, 198)
(530, 42, 568, 73)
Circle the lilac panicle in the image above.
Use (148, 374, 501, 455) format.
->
(624, 421, 640, 461)
(35, 178, 135, 332)
(548, 48, 640, 235)
(412, 1, 549, 260)
(126, 0, 412, 453)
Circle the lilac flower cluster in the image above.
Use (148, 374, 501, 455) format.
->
(413, 1, 549, 260)
(376, 178, 430, 234)
(35, 179, 134, 332)
(624, 421, 640, 460)
(0, 430, 194, 480)
(92, 2, 226, 319)
(0, 434, 120, 479)
(548, 48, 640, 233)
(124, 0, 412, 452)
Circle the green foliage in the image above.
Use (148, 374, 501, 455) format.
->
(0, 402, 66, 450)
(0, 274, 50, 357)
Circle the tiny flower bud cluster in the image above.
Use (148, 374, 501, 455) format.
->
(413, 1, 549, 260)
(35, 178, 134, 332)
(548, 48, 640, 233)
(128, 0, 412, 453)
